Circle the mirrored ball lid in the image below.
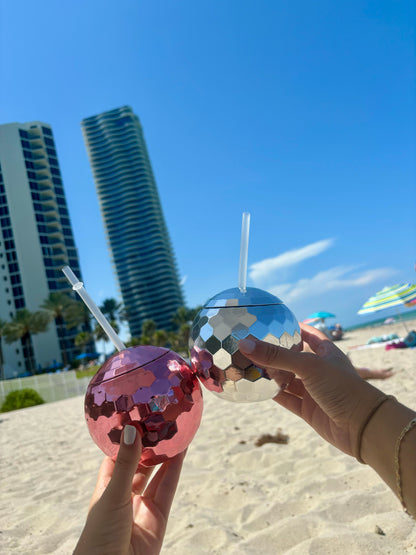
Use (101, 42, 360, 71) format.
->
(90, 346, 171, 386)
(203, 287, 284, 308)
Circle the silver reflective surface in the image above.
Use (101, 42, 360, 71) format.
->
(189, 288, 301, 403)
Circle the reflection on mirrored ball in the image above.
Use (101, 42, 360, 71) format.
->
(84, 346, 203, 466)
(189, 287, 301, 403)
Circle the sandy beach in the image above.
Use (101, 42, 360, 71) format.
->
(1, 320, 415, 554)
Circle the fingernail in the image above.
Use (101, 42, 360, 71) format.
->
(124, 425, 136, 445)
(239, 338, 256, 353)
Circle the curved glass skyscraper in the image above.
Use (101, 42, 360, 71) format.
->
(81, 106, 184, 337)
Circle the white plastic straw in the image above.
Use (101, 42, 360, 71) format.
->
(62, 265, 126, 352)
(238, 212, 250, 293)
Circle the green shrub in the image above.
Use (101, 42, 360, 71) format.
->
(1, 388, 45, 412)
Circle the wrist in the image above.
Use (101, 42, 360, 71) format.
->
(360, 396, 416, 500)
(347, 380, 389, 460)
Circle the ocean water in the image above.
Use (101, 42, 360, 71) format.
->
(345, 308, 416, 331)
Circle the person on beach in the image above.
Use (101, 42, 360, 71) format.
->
(239, 324, 416, 519)
(74, 426, 185, 555)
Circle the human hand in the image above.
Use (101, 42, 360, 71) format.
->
(74, 425, 185, 555)
(239, 324, 386, 457)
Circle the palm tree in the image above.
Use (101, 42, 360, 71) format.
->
(64, 300, 91, 330)
(172, 305, 201, 330)
(74, 331, 94, 352)
(141, 320, 157, 341)
(0, 319, 7, 380)
(41, 292, 74, 365)
(153, 329, 168, 347)
(94, 319, 119, 356)
(99, 298, 122, 322)
(3, 309, 50, 374)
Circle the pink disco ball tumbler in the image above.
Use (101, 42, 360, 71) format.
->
(84, 346, 203, 467)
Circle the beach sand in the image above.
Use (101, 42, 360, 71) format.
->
(0, 320, 415, 554)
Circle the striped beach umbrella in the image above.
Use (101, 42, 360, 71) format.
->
(358, 283, 416, 314)
(358, 283, 416, 334)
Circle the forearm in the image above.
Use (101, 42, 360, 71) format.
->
(360, 396, 416, 518)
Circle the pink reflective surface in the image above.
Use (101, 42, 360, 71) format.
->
(85, 346, 203, 466)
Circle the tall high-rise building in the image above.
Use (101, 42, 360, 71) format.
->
(81, 106, 184, 337)
(0, 121, 85, 378)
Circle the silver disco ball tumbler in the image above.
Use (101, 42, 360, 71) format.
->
(189, 286, 301, 403)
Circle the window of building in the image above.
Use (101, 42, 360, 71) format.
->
(44, 258, 53, 267)
(5, 239, 15, 250)
(12, 286, 23, 296)
(19, 129, 29, 138)
(31, 192, 41, 201)
(60, 217, 70, 226)
(0, 194, 7, 205)
(35, 213, 45, 222)
(46, 269, 56, 278)
(11, 275, 21, 285)
(52, 177, 62, 185)
(29, 181, 39, 190)
(48, 280, 58, 290)
(21, 140, 30, 149)
(6, 251, 16, 262)
(23, 150, 33, 159)
(14, 298, 25, 309)
(0, 184, 4, 193)
(57, 197, 66, 205)
(27, 171, 36, 180)
(44, 137, 54, 146)
(39, 236, 49, 244)
(0, 206, 9, 216)
(62, 227, 72, 236)
(1, 217, 11, 227)
(2, 228, 12, 239)
(37, 224, 47, 233)
(25, 161, 34, 169)
(42, 246, 52, 256)
(42, 127, 52, 136)
(64, 237, 75, 247)
(54, 186, 64, 196)
(8, 262, 19, 273)
(51, 167, 60, 176)
(58, 206, 68, 216)
(48, 157, 59, 167)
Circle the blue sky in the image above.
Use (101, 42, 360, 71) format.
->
(1, 0, 415, 334)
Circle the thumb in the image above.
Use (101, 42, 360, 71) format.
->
(105, 424, 142, 505)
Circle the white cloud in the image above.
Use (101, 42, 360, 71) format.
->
(268, 266, 398, 303)
(249, 238, 335, 283)
(180, 275, 188, 286)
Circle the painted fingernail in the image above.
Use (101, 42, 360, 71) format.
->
(124, 425, 136, 445)
(239, 338, 256, 353)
